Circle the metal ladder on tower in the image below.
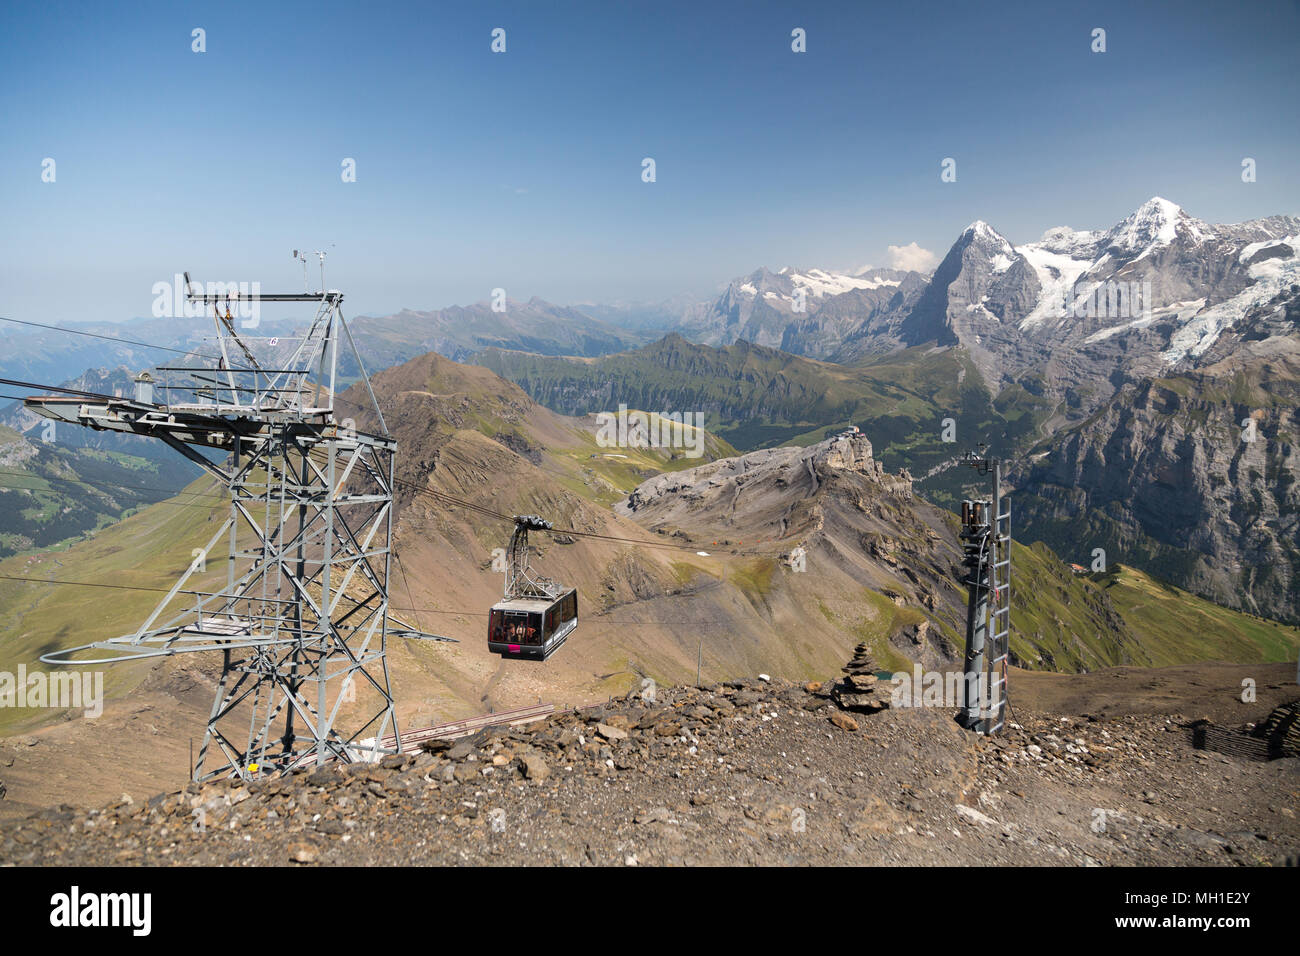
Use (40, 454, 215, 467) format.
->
(984, 498, 1011, 733)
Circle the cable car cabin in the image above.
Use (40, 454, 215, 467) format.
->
(487, 588, 577, 662)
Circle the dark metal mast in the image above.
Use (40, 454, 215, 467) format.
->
(957, 447, 1011, 734)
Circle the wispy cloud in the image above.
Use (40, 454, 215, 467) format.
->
(887, 242, 938, 273)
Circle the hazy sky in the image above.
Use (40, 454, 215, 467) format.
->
(2, 0, 1298, 325)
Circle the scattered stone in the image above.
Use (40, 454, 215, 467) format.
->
(446, 738, 478, 762)
(829, 711, 859, 732)
(956, 804, 998, 827)
(521, 754, 550, 782)
(307, 766, 336, 787)
(595, 723, 628, 742)
(411, 751, 438, 771)
(2, 678, 1294, 868)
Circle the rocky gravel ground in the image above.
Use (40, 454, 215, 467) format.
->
(3, 678, 1297, 866)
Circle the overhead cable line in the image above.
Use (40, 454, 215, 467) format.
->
(0, 573, 737, 626)
(3, 326, 778, 558)
(0, 315, 231, 364)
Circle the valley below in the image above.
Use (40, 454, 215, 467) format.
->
(0, 350, 1296, 868)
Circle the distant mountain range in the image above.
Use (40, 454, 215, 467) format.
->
(1, 197, 1293, 623)
(669, 266, 930, 359)
(336, 197, 1300, 444)
(7, 197, 1293, 404)
(645, 198, 1298, 399)
(0, 317, 303, 391)
(340, 297, 652, 370)
(468, 199, 1299, 625)
(888, 199, 1298, 407)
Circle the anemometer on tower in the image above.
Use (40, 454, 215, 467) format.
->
(292, 248, 330, 293)
(956, 445, 1011, 734)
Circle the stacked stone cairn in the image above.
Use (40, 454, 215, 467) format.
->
(831, 642, 891, 713)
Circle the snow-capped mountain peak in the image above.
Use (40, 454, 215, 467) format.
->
(922, 197, 1300, 373)
(1014, 198, 1221, 330)
(961, 220, 1018, 262)
(964, 220, 1007, 242)
(1102, 196, 1209, 259)
(687, 198, 1297, 380)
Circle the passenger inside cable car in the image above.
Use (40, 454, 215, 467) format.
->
(489, 610, 542, 646)
(487, 590, 577, 660)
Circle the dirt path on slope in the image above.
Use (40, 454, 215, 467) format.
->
(1010, 661, 1297, 725)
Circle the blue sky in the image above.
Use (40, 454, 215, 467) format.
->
(1, 0, 1298, 324)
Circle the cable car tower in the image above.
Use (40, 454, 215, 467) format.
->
(956, 446, 1011, 734)
(29, 263, 424, 780)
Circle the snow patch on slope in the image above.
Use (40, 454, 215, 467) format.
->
(1084, 299, 1203, 344)
(1016, 243, 1095, 330)
(1238, 238, 1293, 263)
(789, 269, 901, 298)
(1162, 236, 1300, 362)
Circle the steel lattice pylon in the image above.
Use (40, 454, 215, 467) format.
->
(31, 276, 433, 780)
(191, 422, 400, 777)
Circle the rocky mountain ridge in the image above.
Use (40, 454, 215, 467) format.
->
(1013, 334, 1300, 623)
(672, 266, 930, 360)
(866, 198, 1300, 411)
(660, 199, 1298, 423)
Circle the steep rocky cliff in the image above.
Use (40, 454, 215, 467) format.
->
(1014, 335, 1300, 623)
